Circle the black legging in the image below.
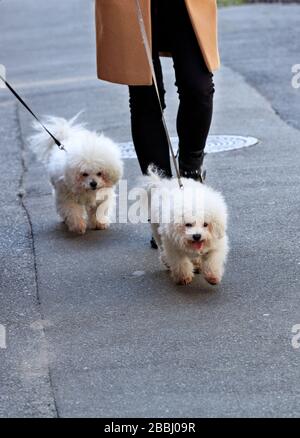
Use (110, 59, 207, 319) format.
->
(129, 0, 215, 177)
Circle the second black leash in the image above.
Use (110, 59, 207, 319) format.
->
(0, 74, 67, 153)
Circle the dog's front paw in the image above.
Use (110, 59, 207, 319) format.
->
(96, 220, 110, 230)
(204, 272, 221, 286)
(171, 269, 194, 286)
(67, 218, 87, 235)
(173, 273, 194, 286)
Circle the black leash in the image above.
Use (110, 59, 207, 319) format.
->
(0, 74, 67, 152)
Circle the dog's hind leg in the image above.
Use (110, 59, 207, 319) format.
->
(88, 206, 98, 230)
(159, 249, 170, 270)
(151, 223, 162, 250)
(151, 223, 169, 265)
(193, 257, 203, 274)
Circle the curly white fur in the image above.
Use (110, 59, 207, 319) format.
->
(146, 168, 229, 286)
(28, 115, 123, 234)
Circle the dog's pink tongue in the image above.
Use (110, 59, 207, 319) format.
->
(192, 241, 204, 250)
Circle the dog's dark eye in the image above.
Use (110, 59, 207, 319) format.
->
(82, 172, 89, 177)
(204, 222, 208, 227)
(185, 223, 193, 228)
(97, 172, 102, 177)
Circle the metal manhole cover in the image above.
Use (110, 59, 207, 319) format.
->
(119, 135, 259, 159)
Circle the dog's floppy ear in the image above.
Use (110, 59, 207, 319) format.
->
(106, 163, 123, 186)
(209, 206, 227, 239)
(206, 190, 228, 240)
(210, 216, 226, 239)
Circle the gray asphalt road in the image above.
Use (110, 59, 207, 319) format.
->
(0, 1, 300, 417)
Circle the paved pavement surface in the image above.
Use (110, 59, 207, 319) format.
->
(0, 1, 300, 417)
(219, 4, 300, 131)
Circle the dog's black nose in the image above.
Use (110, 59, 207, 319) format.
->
(90, 181, 97, 189)
(193, 234, 202, 241)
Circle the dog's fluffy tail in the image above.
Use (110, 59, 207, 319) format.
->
(28, 113, 83, 163)
(142, 164, 165, 190)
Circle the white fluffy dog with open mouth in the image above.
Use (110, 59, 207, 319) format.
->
(146, 168, 229, 286)
(29, 116, 123, 234)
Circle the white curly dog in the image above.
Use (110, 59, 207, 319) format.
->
(29, 116, 123, 234)
(146, 169, 229, 286)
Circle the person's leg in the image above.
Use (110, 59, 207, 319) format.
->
(128, 59, 171, 177)
(128, 0, 172, 177)
(169, 0, 215, 180)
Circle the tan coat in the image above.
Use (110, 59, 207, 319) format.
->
(95, 0, 220, 85)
